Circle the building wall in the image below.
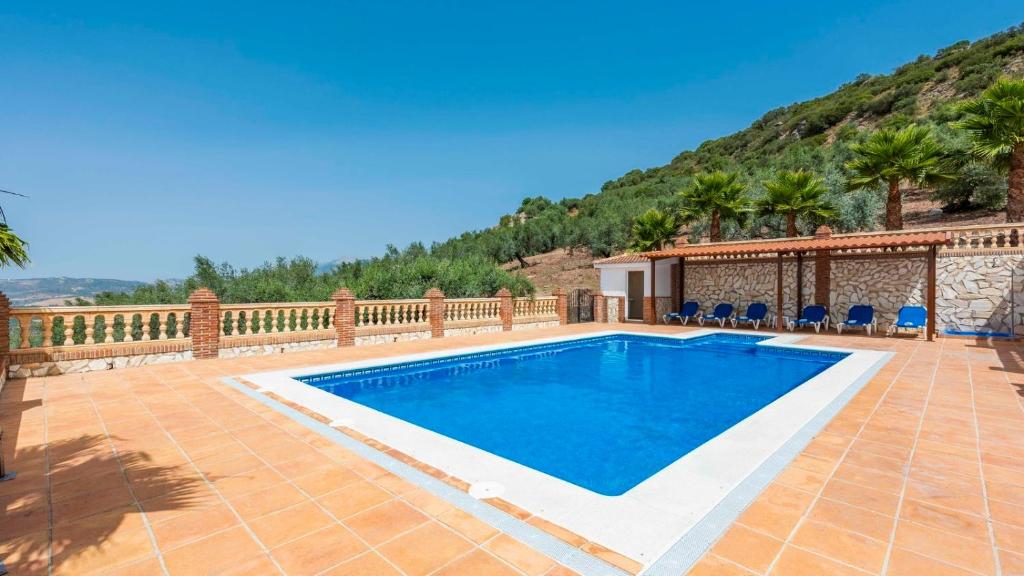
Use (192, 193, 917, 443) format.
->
(598, 251, 1024, 335)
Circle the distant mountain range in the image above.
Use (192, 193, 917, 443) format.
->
(0, 277, 146, 306)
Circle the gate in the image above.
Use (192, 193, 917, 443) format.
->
(567, 288, 594, 324)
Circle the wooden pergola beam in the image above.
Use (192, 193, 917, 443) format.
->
(928, 246, 937, 341)
(776, 253, 785, 333)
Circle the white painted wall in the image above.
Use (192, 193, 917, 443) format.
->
(595, 258, 679, 297)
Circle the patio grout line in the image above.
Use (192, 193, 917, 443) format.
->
(965, 347, 1003, 576)
(219, 375, 630, 576)
(879, 338, 946, 575)
(760, 339, 922, 576)
(126, 376, 288, 575)
(597, 336, 897, 576)
(186, 373, 489, 576)
(43, 376, 54, 576)
(151, 375, 408, 576)
(82, 378, 170, 576)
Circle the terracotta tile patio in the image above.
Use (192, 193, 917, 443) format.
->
(1, 324, 1022, 575)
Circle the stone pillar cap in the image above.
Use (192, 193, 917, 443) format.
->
(423, 287, 445, 298)
(331, 287, 355, 300)
(552, 287, 566, 296)
(814, 225, 833, 240)
(495, 288, 512, 297)
(187, 287, 219, 303)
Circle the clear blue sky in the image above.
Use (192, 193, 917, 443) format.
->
(1, 2, 1021, 280)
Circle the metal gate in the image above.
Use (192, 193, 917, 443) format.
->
(567, 288, 594, 324)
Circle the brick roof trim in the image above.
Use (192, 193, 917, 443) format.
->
(640, 229, 950, 259)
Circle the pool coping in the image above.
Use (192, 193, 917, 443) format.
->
(237, 329, 892, 571)
(220, 376, 630, 576)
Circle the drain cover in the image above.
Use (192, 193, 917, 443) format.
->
(469, 481, 505, 499)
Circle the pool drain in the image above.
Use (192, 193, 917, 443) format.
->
(469, 481, 505, 499)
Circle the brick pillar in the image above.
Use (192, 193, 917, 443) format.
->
(813, 225, 832, 308)
(815, 250, 831, 307)
(496, 288, 513, 331)
(618, 297, 626, 322)
(593, 292, 607, 323)
(643, 297, 655, 325)
(332, 288, 355, 347)
(0, 292, 10, 382)
(425, 288, 445, 338)
(188, 288, 220, 360)
(553, 288, 568, 325)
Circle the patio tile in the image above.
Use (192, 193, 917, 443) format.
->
(377, 522, 475, 576)
(686, 554, 757, 575)
(899, 499, 990, 542)
(321, 551, 403, 576)
(806, 498, 895, 542)
(439, 506, 501, 544)
(435, 549, 522, 576)
(790, 519, 887, 573)
(150, 503, 239, 551)
(270, 523, 368, 575)
(768, 545, 868, 576)
(893, 520, 997, 574)
(161, 525, 265, 575)
(248, 500, 336, 548)
(710, 524, 784, 574)
(344, 499, 430, 545)
(290, 465, 362, 497)
(51, 508, 156, 576)
(886, 548, 980, 576)
(486, 534, 557, 576)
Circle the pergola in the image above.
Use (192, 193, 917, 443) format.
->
(641, 227, 951, 340)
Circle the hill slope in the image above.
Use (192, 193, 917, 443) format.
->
(427, 22, 1024, 267)
(0, 277, 146, 306)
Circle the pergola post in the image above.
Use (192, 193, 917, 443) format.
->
(927, 246, 937, 341)
(776, 253, 785, 333)
(680, 258, 686, 305)
(796, 252, 804, 316)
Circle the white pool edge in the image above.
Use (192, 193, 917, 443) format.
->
(241, 329, 891, 567)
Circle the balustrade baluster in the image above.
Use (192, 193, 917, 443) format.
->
(64, 316, 75, 347)
(123, 314, 135, 342)
(42, 315, 53, 347)
(85, 315, 96, 345)
(104, 315, 115, 343)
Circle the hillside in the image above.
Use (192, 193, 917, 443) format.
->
(428, 22, 1024, 267)
(0, 277, 146, 306)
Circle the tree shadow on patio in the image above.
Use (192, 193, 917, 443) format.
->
(965, 340, 1024, 398)
(1, 431, 206, 573)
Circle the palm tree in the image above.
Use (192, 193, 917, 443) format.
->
(0, 189, 28, 268)
(678, 171, 750, 242)
(845, 125, 954, 230)
(758, 170, 836, 237)
(629, 208, 678, 252)
(955, 77, 1024, 222)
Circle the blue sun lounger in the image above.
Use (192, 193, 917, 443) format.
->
(787, 305, 828, 332)
(731, 302, 769, 330)
(698, 303, 735, 327)
(663, 301, 700, 325)
(836, 304, 876, 335)
(887, 305, 927, 336)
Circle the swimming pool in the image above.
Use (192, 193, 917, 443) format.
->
(245, 329, 889, 565)
(299, 333, 845, 495)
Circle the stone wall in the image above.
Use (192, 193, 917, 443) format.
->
(356, 330, 432, 346)
(936, 253, 1024, 335)
(607, 297, 620, 324)
(444, 325, 503, 337)
(830, 257, 926, 328)
(511, 320, 560, 331)
(630, 250, 1024, 335)
(683, 259, 815, 320)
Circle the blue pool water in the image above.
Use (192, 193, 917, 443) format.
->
(300, 334, 846, 495)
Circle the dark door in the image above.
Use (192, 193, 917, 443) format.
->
(627, 271, 644, 320)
